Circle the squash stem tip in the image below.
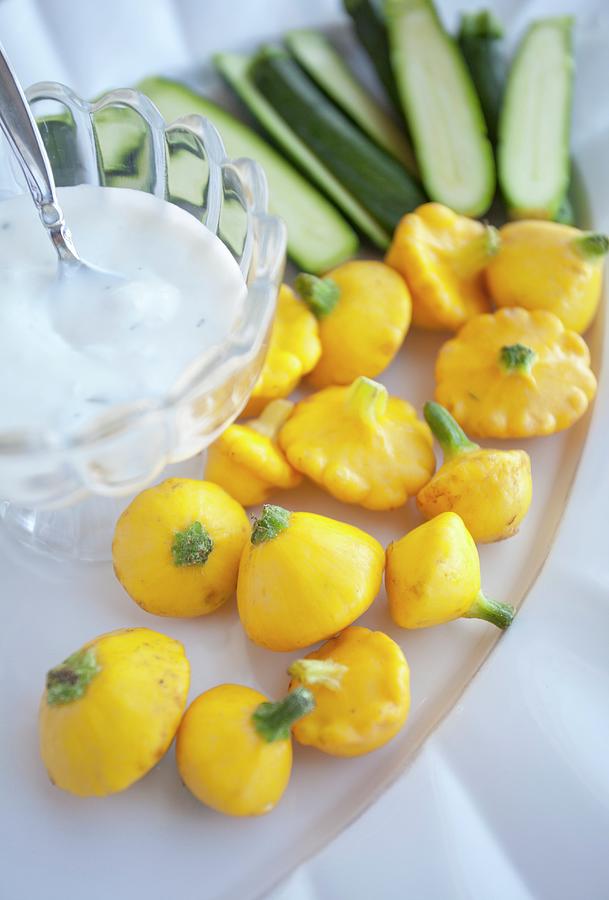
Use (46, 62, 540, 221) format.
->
(423, 401, 479, 461)
(46, 648, 101, 706)
(172, 521, 214, 567)
(288, 658, 348, 691)
(451, 225, 500, 278)
(573, 233, 609, 262)
(464, 590, 515, 629)
(249, 399, 294, 441)
(346, 376, 388, 425)
(251, 504, 291, 544)
(294, 273, 340, 318)
(499, 343, 536, 375)
(252, 686, 315, 741)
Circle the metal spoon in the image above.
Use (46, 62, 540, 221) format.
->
(0, 44, 124, 295)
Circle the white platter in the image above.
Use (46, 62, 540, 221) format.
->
(1, 2, 609, 899)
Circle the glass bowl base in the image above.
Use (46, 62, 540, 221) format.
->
(0, 455, 203, 563)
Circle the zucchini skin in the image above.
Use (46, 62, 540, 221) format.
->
(215, 50, 384, 249)
(458, 10, 506, 144)
(284, 29, 418, 175)
(250, 47, 425, 236)
(342, 0, 401, 111)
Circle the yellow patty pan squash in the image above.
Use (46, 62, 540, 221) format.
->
(486, 221, 609, 334)
(243, 284, 321, 417)
(385, 512, 515, 630)
(295, 259, 412, 388)
(279, 376, 435, 510)
(417, 401, 532, 543)
(113, 478, 249, 617)
(237, 504, 384, 651)
(176, 684, 314, 816)
(385, 202, 498, 331)
(435, 307, 597, 438)
(288, 625, 410, 757)
(39, 627, 190, 797)
(205, 400, 302, 506)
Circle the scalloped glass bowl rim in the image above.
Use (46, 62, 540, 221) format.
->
(0, 82, 286, 460)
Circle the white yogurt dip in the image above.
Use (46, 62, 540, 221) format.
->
(0, 184, 247, 436)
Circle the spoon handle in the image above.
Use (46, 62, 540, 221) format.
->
(0, 44, 78, 262)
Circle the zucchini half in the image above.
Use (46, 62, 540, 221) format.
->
(249, 46, 426, 240)
(498, 17, 573, 220)
(386, 0, 495, 217)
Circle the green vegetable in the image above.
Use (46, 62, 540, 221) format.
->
(249, 46, 426, 241)
(46, 649, 101, 706)
(172, 521, 214, 567)
(136, 76, 358, 273)
(252, 687, 315, 742)
(214, 51, 383, 252)
(284, 29, 417, 174)
(251, 504, 291, 545)
(498, 17, 574, 220)
(499, 343, 536, 375)
(293, 273, 340, 318)
(343, 0, 401, 111)
(457, 9, 506, 144)
(386, 0, 495, 216)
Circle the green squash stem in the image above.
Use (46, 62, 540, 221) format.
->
(252, 686, 315, 741)
(424, 401, 479, 462)
(251, 504, 291, 545)
(346, 376, 388, 426)
(172, 522, 214, 567)
(450, 224, 500, 278)
(249, 399, 294, 441)
(499, 343, 536, 375)
(294, 273, 341, 317)
(463, 589, 515, 629)
(46, 648, 101, 706)
(572, 232, 609, 262)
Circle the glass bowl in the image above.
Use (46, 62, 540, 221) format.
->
(0, 82, 286, 561)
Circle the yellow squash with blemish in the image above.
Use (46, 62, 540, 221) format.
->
(295, 260, 412, 388)
(385, 512, 515, 630)
(288, 626, 410, 757)
(237, 504, 384, 651)
(386, 202, 498, 331)
(486, 221, 609, 333)
(435, 307, 597, 437)
(279, 376, 435, 510)
(113, 478, 249, 617)
(39, 628, 190, 797)
(177, 684, 314, 817)
(244, 283, 321, 417)
(205, 400, 301, 506)
(417, 402, 532, 542)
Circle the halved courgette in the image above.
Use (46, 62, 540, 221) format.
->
(249, 46, 426, 238)
(214, 51, 388, 249)
(498, 17, 573, 220)
(136, 76, 358, 272)
(386, 0, 495, 216)
(284, 29, 417, 174)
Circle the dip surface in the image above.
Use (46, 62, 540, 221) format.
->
(0, 184, 247, 435)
